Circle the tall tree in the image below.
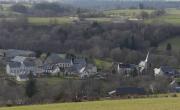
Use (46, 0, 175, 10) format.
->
(25, 72, 37, 98)
(166, 43, 172, 51)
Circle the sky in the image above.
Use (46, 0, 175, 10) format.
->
(1, 0, 180, 2)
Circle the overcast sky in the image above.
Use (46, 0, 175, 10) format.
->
(1, 0, 180, 2)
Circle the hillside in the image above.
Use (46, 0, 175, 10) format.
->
(145, 8, 180, 25)
(158, 37, 180, 51)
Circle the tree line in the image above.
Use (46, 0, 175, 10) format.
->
(9, 2, 79, 17)
(1, 19, 180, 62)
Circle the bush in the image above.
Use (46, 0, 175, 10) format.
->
(171, 94, 177, 97)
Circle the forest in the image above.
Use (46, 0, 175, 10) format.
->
(1, 18, 180, 64)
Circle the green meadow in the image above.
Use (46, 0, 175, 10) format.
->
(158, 37, 180, 52)
(28, 17, 73, 25)
(104, 9, 154, 17)
(145, 8, 180, 25)
(104, 8, 180, 25)
(1, 97, 180, 110)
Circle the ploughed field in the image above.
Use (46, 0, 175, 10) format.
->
(1, 97, 180, 110)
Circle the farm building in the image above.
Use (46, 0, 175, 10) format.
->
(154, 66, 179, 77)
(109, 87, 146, 96)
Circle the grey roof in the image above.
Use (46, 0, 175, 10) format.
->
(66, 66, 79, 73)
(8, 60, 35, 68)
(74, 64, 85, 71)
(35, 59, 43, 66)
(5, 49, 35, 58)
(160, 66, 177, 76)
(161, 66, 175, 72)
(73, 58, 86, 65)
(73, 58, 87, 72)
(118, 63, 136, 69)
(11, 56, 27, 63)
(23, 61, 35, 67)
(8, 62, 21, 68)
(45, 53, 72, 64)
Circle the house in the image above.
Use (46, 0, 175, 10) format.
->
(4, 50, 97, 79)
(108, 87, 146, 96)
(113, 52, 149, 75)
(6, 60, 36, 77)
(174, 87, 180, 92)
(40, 64, 61, 75)
(154, 66, 179, 77)
(73, 58, 87, 73)
(44, 53, 73, 68)
(6, 61, 21, 76)
(54, 58, 95, 78)
(69, 16, 80, 23)
(63, 58, 87, 76)
(11, 56, 36, 63)
(128, 18, 143, 21)
(41, 53, 74, 75)
(80, 64, 97, 78)
(11, 56, 27, 63)
(6, 56, 38, 76)
(116, 63, 137, 74)
(43, 55, 88, 76)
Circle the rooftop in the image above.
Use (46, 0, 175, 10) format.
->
(45, 53, 71, 64)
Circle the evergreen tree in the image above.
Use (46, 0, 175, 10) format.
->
(25, 72, 37, 98)
(35, 50, 42, 58)
(131, 36, 136, 50)
(166, 43, 172, 51)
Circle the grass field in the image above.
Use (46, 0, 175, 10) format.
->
(104, 9, 154, 18)
(94, 59, 112, 70)
(1, 97, 180, 110)
(145, 8, 180, 25)
(1, 8, 180, 25)
(158, 37, 180, 52)
(104, 8, 180, 25)
(28, 17, 74, 25)
(1, 5, 180, 25)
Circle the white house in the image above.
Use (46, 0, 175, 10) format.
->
(154, 66, 178, 77)
(6, 56, 37, 77)
(6, 61, 36, 76)
(80, 64, 97, 78)
(117, 63, 137, 74)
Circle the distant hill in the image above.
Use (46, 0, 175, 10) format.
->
(62, 0, 180, 9)
(1, 0, 180, 9)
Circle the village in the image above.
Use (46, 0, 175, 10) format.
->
(0, 49, 97, 81)
(0, 49, 147, 81)
(0, 48, 178, 94)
